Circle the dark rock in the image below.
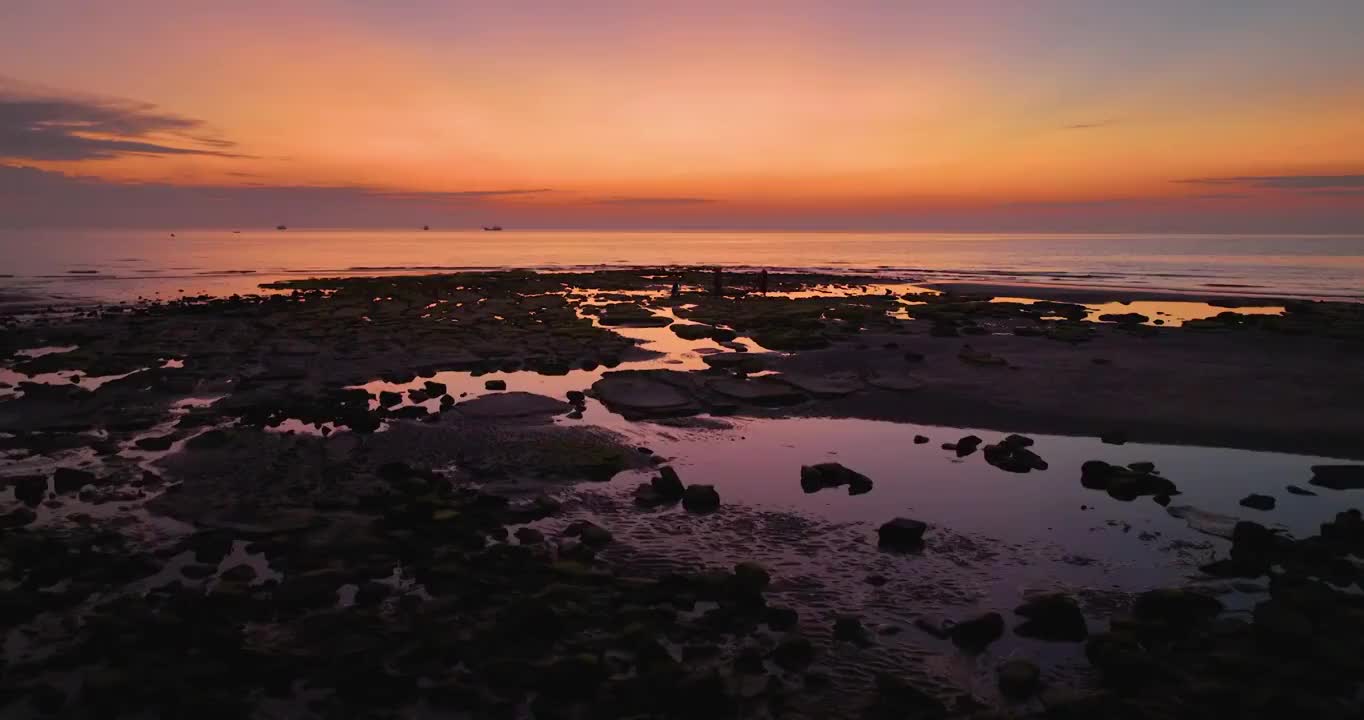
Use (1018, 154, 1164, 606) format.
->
(1239, 493, 1276, 511)
(484, 379, 507, 391)
(1131, 588, 1223, 627)
(1014, 593, 1088, 641)
(799, 462, 873, 494)
(1285, 485, 1316, 496)
(566, 390, 586, 405)
(514, 527, 544, 544)
(1, 507, 37, 528)
(564, 520, 613, 547)
(682, 484, 720, 513)
(1098, 312, 1149, 325)
(771, 636, 814, 670)
(949, 612, 1005, 651)
(764, 606, 798, 631)
(1309, 465, 1364, 490)
(52, 467, 96, 494)
(983, 442, 1048, 473)
(134, 434, 175, 451)
(733, 562, 771, 592)
(1100, 430, 1127, 445)
(11, 475, 48, 506)
(652, 466, 685, 500)
(997, 659, 1042, 699)
(954, 435, 982, 457)
(378, 390, 402, 408)
(913, 435, 929, 444)
(423, 380, 446, 396)
(877, 517, 927, 550)
(833, 615, 870, 645)
(1128, 461, 1156, 473)
(188, 532, 235, 564)
(1080, 460, 1178, 499)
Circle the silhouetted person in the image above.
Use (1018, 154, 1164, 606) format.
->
(759, 269, 769, 294)
(712, 268, 723, 297)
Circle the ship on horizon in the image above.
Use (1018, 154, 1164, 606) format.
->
(482, 225, 503, 231)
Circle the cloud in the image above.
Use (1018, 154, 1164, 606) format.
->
(1064, 120, 1115, 130)
(378, 188, 553, 203)
(1176, 174, 1364, 190)
(593, 196, 715, 206)
(0, 78, 243, 161)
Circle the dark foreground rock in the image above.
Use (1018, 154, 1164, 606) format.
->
(877, 517, 927, 550)
(799, 462, 873, 495)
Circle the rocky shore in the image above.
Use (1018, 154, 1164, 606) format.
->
(2, 269, 1362, 718)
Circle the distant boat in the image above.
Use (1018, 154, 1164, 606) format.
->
(422, 225, 430, 231)
(483, 225, 503, 231)
(276, 225, 288, 231)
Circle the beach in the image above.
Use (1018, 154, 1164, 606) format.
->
(2, 267, 1363, 718)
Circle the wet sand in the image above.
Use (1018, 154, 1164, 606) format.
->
(2, 268, 1362, 719)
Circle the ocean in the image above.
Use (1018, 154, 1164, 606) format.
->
(2, 229, 1363, 304)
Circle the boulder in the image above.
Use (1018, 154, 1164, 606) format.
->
(591, 371, 700, 417)
(997, 659, 1042, 699)
(1239, 493, 1276, 511)
(983, 442, 1048, 473)
(11, 475, 48, 507)
(1309, 465, 1364, 490)
(484, 379, 507, 391)
(705, 377, 806, 406)
(454, 392, 569, 419)
(949, 612, 1005, 651)
(774, 372, 863, 397)
(682, 485, 721, 513)
(1285, 485, 1316, 496)
(799, 463, 873, 495)
(53, 467, 97, 494)
(1014, 593, 1088, 641)
(134, 434, 175, 451)
(1080, 461, 1178, 499)
(652, 466, 686, 500)
(1131, 588, 1223, 627)
(877, 518, 927, 550)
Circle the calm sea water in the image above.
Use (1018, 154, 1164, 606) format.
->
(2, 229, 1362, 304)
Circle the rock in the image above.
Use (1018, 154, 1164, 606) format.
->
(514, 527, 544, 544)
(566, 390, 586, 405)
(983, 442, 1048, 473)
(1003, 434, 1034, 448)
(220, 563, 257, 584)
(682, 484, 720, 513)
(997, 659, 1042, 699)
(1128, 461, 1156, 473)
(1080, 461, 1178, 499)
(484, 379, 507, 391)
(378, 390, 402, 408)
(1239, 493, 1276, 511)
(1285, 485, 1316, 496)
(877, 518, 927, 550)
(864, 372, 925, 392)
(188, 532, 235, 564)
(700, 352, 772, 373)
(799, 463, 873, 495)
(949, 612, 1005, 651)
(1014, 593, 1088, 641)
(764, 605, 799, 631)
(134, 434, 175, 451)
(953, 435, 982, 457)
(913, 435, 929, 444)
(1131, 588, 1223, 627)
(1100, 430, 1127, 444)
(1309, 465, 1364, 490)
(52, 467, 97, 494)
(454, 392, 569, 418)
(774, 372, 863, 397)
(833, 615, 870, 645)
(0, 507, 37, 528)
(652, 466, 686, 499)
(733, 562, 771, 592)
(423, 380, 446, 395)
(592, 371, 700, 417)
(11, 475, 48, 507)
(705, 377, 806, 406)
(1098, 312, 1149, 325)
(771, 636, 814, 670)
(564, 520, 613, 547)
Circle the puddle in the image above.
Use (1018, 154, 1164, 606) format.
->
(992, 296, 1284, 327)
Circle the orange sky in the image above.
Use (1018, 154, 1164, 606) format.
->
(2, 1, 1362, 229)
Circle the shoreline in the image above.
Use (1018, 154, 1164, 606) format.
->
(2, 268, 1363, 717)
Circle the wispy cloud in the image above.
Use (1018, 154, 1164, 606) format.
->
(1176, 174, 1364, 190)
(0, 78, 243, 161)
(1064, 119, 1116, 130)
(593, 196, 715, 206)
(378, 188, 553, 202)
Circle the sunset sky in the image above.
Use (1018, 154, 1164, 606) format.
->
(2, 0, 1362, 230)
